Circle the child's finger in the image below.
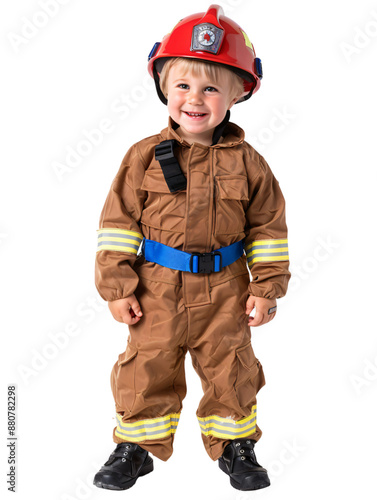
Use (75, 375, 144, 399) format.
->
(245, 297, 255, 315)
(248, 309, 264, 326)
(121, 309, 141, 324)
(129, 300, 143, 318)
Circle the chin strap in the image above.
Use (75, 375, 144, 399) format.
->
(153, 64, 168, 105)
(211, 110, 230, 145)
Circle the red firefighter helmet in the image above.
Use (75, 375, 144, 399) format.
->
(147, 4, 263, 105)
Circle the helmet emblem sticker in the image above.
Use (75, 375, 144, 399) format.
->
(191, 23, 224, 54)
(199, 29, 216, 46)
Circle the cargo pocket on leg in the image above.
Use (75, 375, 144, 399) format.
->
(111, 343, 138, 415)
(234, 344, 266, 411)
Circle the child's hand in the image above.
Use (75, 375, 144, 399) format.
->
(108, 294, 143, 325)
(246, 295, 277, 327)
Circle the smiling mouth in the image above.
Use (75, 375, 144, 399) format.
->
(183, 111, 207, 117)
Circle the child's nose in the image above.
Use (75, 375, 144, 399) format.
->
(188, 90, 203, 105)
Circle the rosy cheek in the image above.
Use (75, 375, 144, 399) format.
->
(172, 96, 184, 109)
(168, 92, 177, 102)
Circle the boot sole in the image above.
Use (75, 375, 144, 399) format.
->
(93, 459, 154, 490)
(218, 457, 270, 491)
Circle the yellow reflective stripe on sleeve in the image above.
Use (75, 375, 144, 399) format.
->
(114, 412, 180, 442)
(197, 406, 257, 439)
(96, 229, 143, 254)
(244, 239, 289, 268)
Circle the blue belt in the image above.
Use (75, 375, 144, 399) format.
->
(141, 238, 244, 274)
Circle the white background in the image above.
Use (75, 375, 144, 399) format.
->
(1, 0, 377, 499)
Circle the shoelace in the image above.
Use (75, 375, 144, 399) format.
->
(235, 440, 257, 461)
(106, 444, 136, 463)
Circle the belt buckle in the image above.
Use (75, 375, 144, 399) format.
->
(189, 251, 222, 273)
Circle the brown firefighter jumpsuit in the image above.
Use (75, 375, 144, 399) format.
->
(95, 116, 290, 462)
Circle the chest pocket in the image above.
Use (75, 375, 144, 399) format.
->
(140, 169, 186, 233)
(214, 174, 249, 235)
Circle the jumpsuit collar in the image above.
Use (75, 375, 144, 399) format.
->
(161, 115, 245, 149)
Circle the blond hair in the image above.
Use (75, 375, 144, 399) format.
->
(159, 57, 245, 103)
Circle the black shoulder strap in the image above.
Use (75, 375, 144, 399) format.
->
(155, 140, 187, 193)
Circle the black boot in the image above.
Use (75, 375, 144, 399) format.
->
(218, 438, 270, 491)
(93, 442, 153, 490)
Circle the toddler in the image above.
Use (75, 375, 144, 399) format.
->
(93, 4, 290, 492)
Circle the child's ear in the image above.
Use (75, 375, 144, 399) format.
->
(228, 95, 240, 109)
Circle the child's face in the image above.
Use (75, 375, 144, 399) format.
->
(166, 63, 239, 146)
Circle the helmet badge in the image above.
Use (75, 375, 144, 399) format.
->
(191, 23, 224, 54)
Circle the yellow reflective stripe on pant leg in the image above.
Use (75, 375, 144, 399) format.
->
(96, 229, 143, 254)
(244, 239, 289, 268)
(115, 412, 180, 442)
(197, 406, 257, 439)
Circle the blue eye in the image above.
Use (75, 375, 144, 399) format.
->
(205, 87, 218, 92)
(178, 83, 189, 89)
